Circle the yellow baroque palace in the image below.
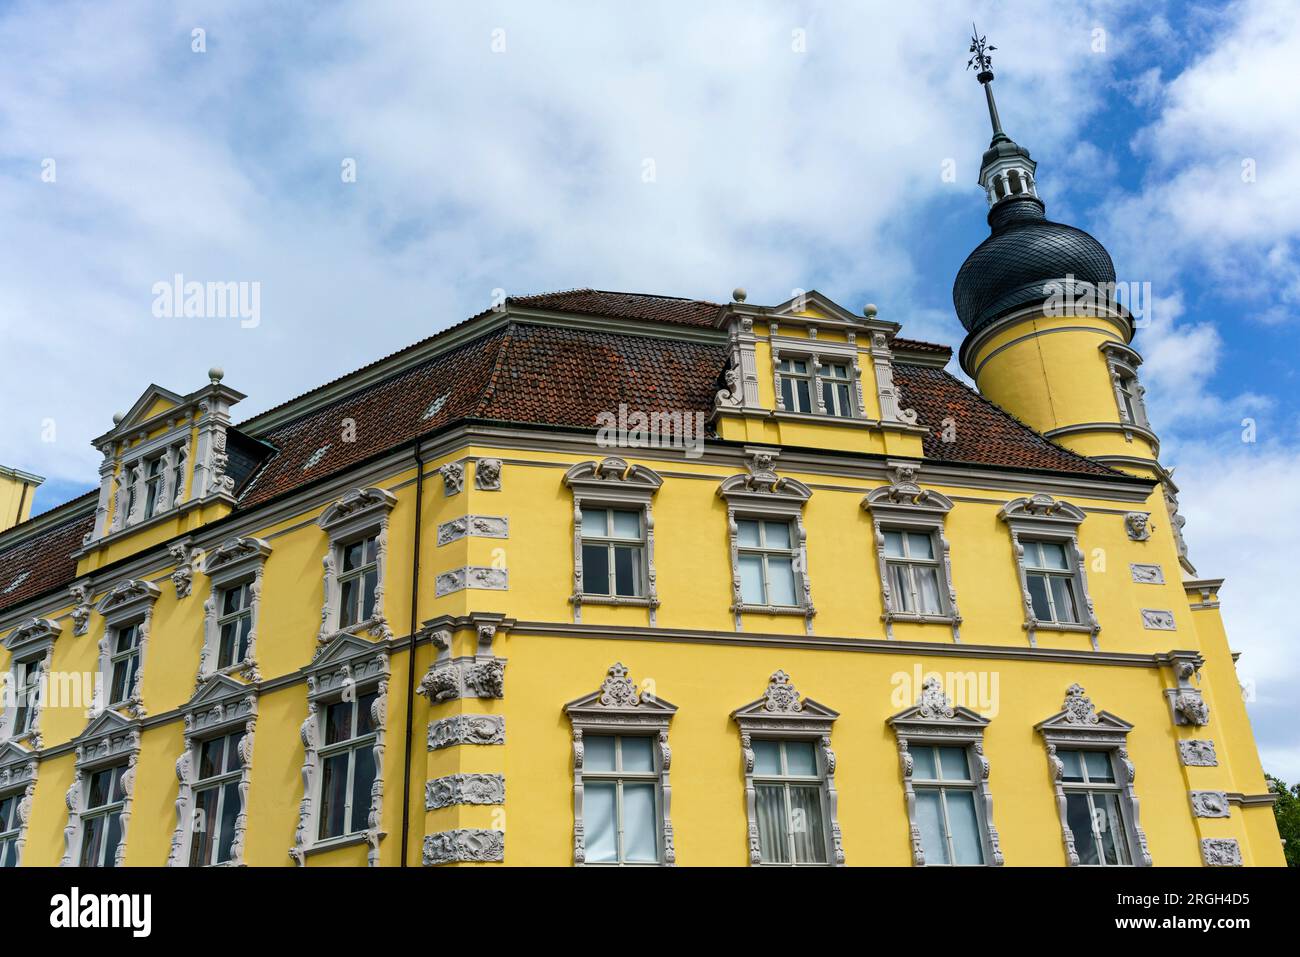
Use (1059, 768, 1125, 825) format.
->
(0, 71, 1284, 869)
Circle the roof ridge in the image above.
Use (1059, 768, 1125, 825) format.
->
(472, 323, 516, 418)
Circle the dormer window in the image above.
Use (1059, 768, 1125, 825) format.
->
(777, 358, 814, 413)
(143, 455, 165, 519)
(820, 363, 853, 417)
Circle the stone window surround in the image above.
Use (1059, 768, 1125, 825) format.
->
(316, 487, 398, 649)
(60, 710, 142, 867)
(731, 670, 844, 867)
(718, 450, 816, 634)
(94, 579, 162, 719)
(564, 662, 677, 867)
(887, 677, 1003, 866)
(769, 335, 868, 420)
(563, 457, 663, 625)
(1, 617, 61, 749)
(292, 634, 390, 866)
(197, 537, 272, 685)
(1035, 684, 1152, 867)
(0, 742, 38, 867)
(862, 463, 962, 641)
(998, 493, 1100, 648)
(1099, 341, 1152, 432)
(167, 676, 258, 867)
(105, 433, 192, 537)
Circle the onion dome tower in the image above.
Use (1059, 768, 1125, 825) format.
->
(953, 28, 1160, 478)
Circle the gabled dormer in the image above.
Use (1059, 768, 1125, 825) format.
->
(82, 369, 253, 555)
(711, 289, 926, 457)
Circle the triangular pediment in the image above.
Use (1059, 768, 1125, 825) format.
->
(1036, 709, 1133, 735)
(76, 707, 138, 743)
(770, 290, 864, 326)
(0, 740, 36, 769)
(564, 688, 678, 715)
(187, 673, 252, 709)
(307, 631, 384, 672)
(731, 695, 839, 720)
(889, 703, 990, 728)
(114, 384, 188, 434)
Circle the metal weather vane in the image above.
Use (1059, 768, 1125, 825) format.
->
(967, 24, 996, 78)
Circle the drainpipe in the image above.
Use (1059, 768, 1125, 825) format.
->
(399, 440, 426, 867)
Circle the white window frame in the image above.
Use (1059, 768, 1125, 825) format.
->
(998, 494, 1099, 648)
(563, 458, 663, 624)
(770, 339, 867, 420)
(0, 742, 38, 868)
(719, 451, 815, 633)
(732, 670, 843, 866)
(1035, 683, 1151, 867)
(61, 710, 141, 867)
(1100, 341, 1152, 432)
(888, 677, 1002, 866)
(1, 617, 60, 748)
(863, 468, 961, 640)
(93, 580, 161, 719)
(198, 537, 272, 684)
(168, 676, 258, 867)
(564, 662, 676, 867)
(316, 488, 397, 649)
(292, 634, 390, 866)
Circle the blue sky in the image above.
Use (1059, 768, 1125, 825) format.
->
(2, 0, 1298, 777)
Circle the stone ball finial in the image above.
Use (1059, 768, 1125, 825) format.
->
(863, 303, 878, 318)
(208, 366, 224, 384)
(112, 412, 124, 425)
(732, 288, 747, 303)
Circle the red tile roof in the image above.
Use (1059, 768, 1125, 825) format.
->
(0, 505, 93, 615)
(508, 289, 724, 327)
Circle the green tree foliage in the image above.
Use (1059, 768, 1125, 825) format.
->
(1266, 774, 1299, 866)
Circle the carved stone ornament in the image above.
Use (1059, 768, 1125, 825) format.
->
(1177, 739, 1217, 767)
(69, 584, 92, 636)
(1189, 790, 1230, 818)
(714, 361, 743, 411)
(434, 566, 508, 596)
(436, 515, 508, 546)
(1141, 609, 1176, 631)
(1167, 655, 1210, 727)
(474, 458, 503, 491)
(61, 710, 142, 867)
(916, 677, 956, 719)
(425, 774, 505, 810)
(763, 670, 803, 713)
(168, 542, 197, 598)
(422, 828, 504, 865)
(597, 662, 640, 707)
(1124, 511, 1152, 541)
(1201, 838, 1242, 867)
(1061, 683, 1100, 725)
(439, 461, 464, 495)
(417, 659, 506, 704)
(1130, 563, 1164, 584)
(428, 714, 505, 750)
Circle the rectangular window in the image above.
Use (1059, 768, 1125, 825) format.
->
(0, 791, 21, 868)
(778, 358, 814, 413)
(580, 507, 644, 598)
(911, 744, 985, 865)
(1117, 378, 1138, 423)
(216, 583, 254, 670)
(882, 530, 945, 615)
(1059, 749, 1131, 866)
(338, 536, 379, 628)
(171, 446, 186, 503)
(317, 688, 379, 841)
(1022, 540, 1080, 624)
(581, 734, 660, 864)
(12, 657, 43, 737)
(752, 738, 828, 865)
(737, 519, 798, 606)
(143, 456, 165, 519)
(108, 624, 142, 706)
(819, 362, 854, 417)
(79, 764, 127, 867)
(189, 730, 245, 867)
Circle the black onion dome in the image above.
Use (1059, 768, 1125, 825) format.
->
(953, 195, 1116, 334)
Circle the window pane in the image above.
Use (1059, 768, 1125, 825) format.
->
(767, 557, 797, 606)
(763, 521, 791, 549)
(610, 510, 640, 540)
(361, 569, 378, 621)
(1065, 793, 1099, 865)
(789, 785, 827, 864)
(916, 567, 943, 614)
(794, 380, 811, 413)
(613, 546, 640, 597)
(736, 519, 761, 547)
(780, 377, 794, 411)
(906, 532, 934, 559)
(235, 614, 253, 663)
(318, 753, 349, 839)
(1038, 542, 1069, 570)
(190, 786, 218, 867)
(1096, 792, 1131, 865)
(349, 744, 376, 834)
(221, 586, 242, 616)
(115, 626, 137, 654)
(1026, 573, 1053, 621)
(584, 782, 617, 863)
(0, 838, 15, 868)
(354, 690, 377, 737)
(218, 621, 238, 669)
(619, 736, 654, 773)
(821, 380, 835, 414)
(581, 544, 610, 595)
(752, 739, 781, 775)
(215, 781, 240, 864)
(888, 563, 913, 612)
(339, 577, 359, 627)
(342, 541, 364, 572)
(945, 790, 985, 865)
(324, 701, 353, 745)
(199, 737, 225, 779)
(584, 735, 616, 772)
(938, 747, 970, 781)
(784, 740, 818, 776)
(80, 814, 104, 866)
(580, 506, 607, 536)
(738, 554, 765, 604)
(102, 812, 122, 868)
(87, 769, 113, 809)
(621, 783, 659, 863)
(0, 795, 15, 830)
(1059, 749, 1084, 782)
(1083, 751, 1115, 783)
(912, 745, 938, 780)
(1049, 576, 1079, 623)
(883, 530, 905, 557)
(755, 785, 789, 863)
(832, 384, 851, 416)
(915, 789, 949, 865)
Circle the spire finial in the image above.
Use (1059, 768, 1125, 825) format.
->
(967, 25, 1004, 139)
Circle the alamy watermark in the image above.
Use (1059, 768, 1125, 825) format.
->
(596, 404, 706, 459)
(152, 274, 261, 328)
(1043, 274, 1151, 327)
